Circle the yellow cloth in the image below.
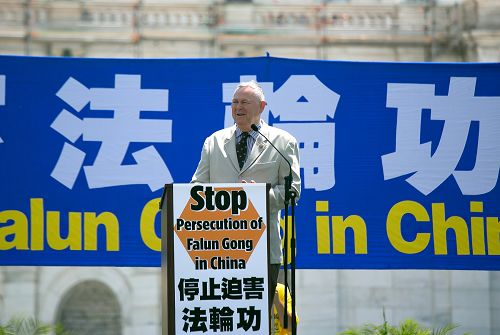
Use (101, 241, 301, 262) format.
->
(273, 283, 299, 335)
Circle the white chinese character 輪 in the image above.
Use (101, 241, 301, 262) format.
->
(223, 75, 339, 191)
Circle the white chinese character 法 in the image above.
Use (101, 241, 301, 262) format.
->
(0, 75, 5, 144)
(382, 77, 500, 195)
(51, 74, 172, 191)
(223, 75, 340, 191)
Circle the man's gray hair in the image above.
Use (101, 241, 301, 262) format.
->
(235, 80, 266, 102)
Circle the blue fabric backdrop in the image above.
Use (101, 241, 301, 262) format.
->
(0, 55, 499, 269)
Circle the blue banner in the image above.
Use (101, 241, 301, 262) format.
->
(0, 55, 499, 269)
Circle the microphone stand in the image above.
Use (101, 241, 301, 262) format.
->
(283, 175, 290, 331)
(290, 185, 297, 335)
(283, 173, 297, 335)
(250, 124, 297, 335)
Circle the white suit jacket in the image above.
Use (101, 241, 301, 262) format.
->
(191, 121, 301, 264)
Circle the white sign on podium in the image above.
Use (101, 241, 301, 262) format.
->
(161, 183, 270, 335)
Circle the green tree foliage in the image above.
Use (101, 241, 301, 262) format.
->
(340, 312, 471, 335)
(0, 315, 70, 335)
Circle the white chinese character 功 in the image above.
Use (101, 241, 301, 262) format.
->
(382, 77, 500, 195)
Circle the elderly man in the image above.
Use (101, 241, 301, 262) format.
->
(191, 80, 301, 304)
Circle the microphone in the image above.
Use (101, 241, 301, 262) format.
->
(250, 123, 295, 201)
(251, 123, 292, 173)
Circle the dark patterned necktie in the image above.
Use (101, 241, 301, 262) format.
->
(236, 132, 249, 169)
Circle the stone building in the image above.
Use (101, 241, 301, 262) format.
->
(0, 1, 499, 335)
(0, 0, 499, 61)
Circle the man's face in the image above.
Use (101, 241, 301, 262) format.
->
(231, 86, 265, 132)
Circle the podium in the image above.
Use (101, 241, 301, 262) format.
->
(161, 183, 271, 335)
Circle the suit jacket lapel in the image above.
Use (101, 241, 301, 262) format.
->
(224, 126, 240, 173)
(241, 122, 270, 173)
